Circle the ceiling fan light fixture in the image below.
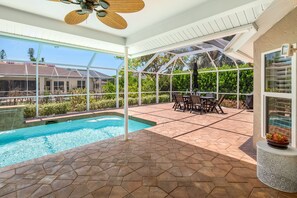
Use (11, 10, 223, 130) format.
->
(76, 10, 86, 15)
(97, 10, 107, 17)
(99, 0, 109, 9)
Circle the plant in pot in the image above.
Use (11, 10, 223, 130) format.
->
(266, 132, 289, 148)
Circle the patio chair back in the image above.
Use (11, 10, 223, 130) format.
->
(218, 95, 225, 105)
(172, 93, 177, 102)
(190, 95, 202, 105)
(175, 95, 184, 103)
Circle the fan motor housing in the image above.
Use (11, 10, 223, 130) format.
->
(80, 2, 94, 14)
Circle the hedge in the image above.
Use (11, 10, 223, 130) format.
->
(24, 95, 170, 118)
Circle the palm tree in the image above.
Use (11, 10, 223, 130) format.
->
(28, 48, 36, 61)
(0, 49, 7, 60)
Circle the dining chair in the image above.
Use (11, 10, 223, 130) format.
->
(210, 95, 225, 114)
(174, 94, 188, 112)
(190, 95, 205, 114)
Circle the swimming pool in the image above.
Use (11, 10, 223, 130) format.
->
(0, 115, 153, 168)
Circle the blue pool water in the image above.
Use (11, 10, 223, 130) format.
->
(0, 116, 152, 168)
(269, 115, 291, 128)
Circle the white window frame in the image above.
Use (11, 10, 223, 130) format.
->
(261, 46, 297, 148)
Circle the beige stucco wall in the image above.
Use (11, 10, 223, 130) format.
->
(253, 7, 297, 148)
(0, 77, 97, 94)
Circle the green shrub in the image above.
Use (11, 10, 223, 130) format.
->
(142, 95, 156, 104)
(75, 103, 87, 112)
(24, 102, 70, 118)
(128, 98, 138, 106)
(69, 88, 87, 109)
(39, 102, 69, 116)
(24, 105, 36, 118)
(90, 99, 116, 110)
(159, 95, 170, 103)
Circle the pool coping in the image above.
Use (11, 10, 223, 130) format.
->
(24, 111, 156, 128)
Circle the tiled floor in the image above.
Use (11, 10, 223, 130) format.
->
(0, 103, 296, 198)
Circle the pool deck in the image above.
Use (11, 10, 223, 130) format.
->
(0, 103, 296, 198)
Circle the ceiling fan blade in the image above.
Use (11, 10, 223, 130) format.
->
(97, 11, 127, 29)
(49, 0, 75, 4)
(105, 0, 144, 13)
(64, 10, 89, 25)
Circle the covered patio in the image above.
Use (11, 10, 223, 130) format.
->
(1, 0, 297, 197)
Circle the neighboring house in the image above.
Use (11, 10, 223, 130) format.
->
(0, 62, 112, 97)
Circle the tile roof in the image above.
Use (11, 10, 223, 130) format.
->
(0, 62, 111, 79)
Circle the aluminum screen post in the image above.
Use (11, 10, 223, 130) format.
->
(86, 53, 97, 112)
(170, 75, 172, 101)
(124, 47, 129, 141)
(156, 73, 159, 104)
(237, 70, 240, 109)
(116, 70, 120, 108)
(190, 72, 193, 93)
(216, 70, 219, 100)
(138, 72, 142, 106)
(35, 44, 42, 117)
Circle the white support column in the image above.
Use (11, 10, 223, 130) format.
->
(190, 72, 193, 94)
(35, 44, 42, 117)
(237, 70, 240, 109)
(138, 72, 142, 106)
(170, 75, 173, 101)
(86, 53, 97, 112)
(86, 68, 90, 111)
(124, 47, 129, 141)
(156, 73, 159, 104)
(116, 70, 120, 108)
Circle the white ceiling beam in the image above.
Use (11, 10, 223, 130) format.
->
(130, 24, 256, 58)
(224, 27, 258, 52)
(126, 0, 272, 46)
(225, 51, 254, 63)
(0, 5, 125, 46)
(177, 47, 219, 58)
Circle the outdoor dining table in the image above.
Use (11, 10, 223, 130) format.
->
(200, 96, 215, 112)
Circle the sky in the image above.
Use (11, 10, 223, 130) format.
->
(0, 36, 123, 76)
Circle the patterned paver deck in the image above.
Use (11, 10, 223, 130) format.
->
(0, 103, 296, 198)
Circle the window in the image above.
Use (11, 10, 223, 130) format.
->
(54, 81, 64, 91)
(266, 97, 292, 142)
(66, 81, 70, 92)
(262, 48, 296, 147)
(265, 51, 291, 93)
(45, 81, 51, 91)
(77, 80, 86, 89)
(0, 80, 9, 97)
(13, 80, 26, 91)
(27, 81, 36, 91)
